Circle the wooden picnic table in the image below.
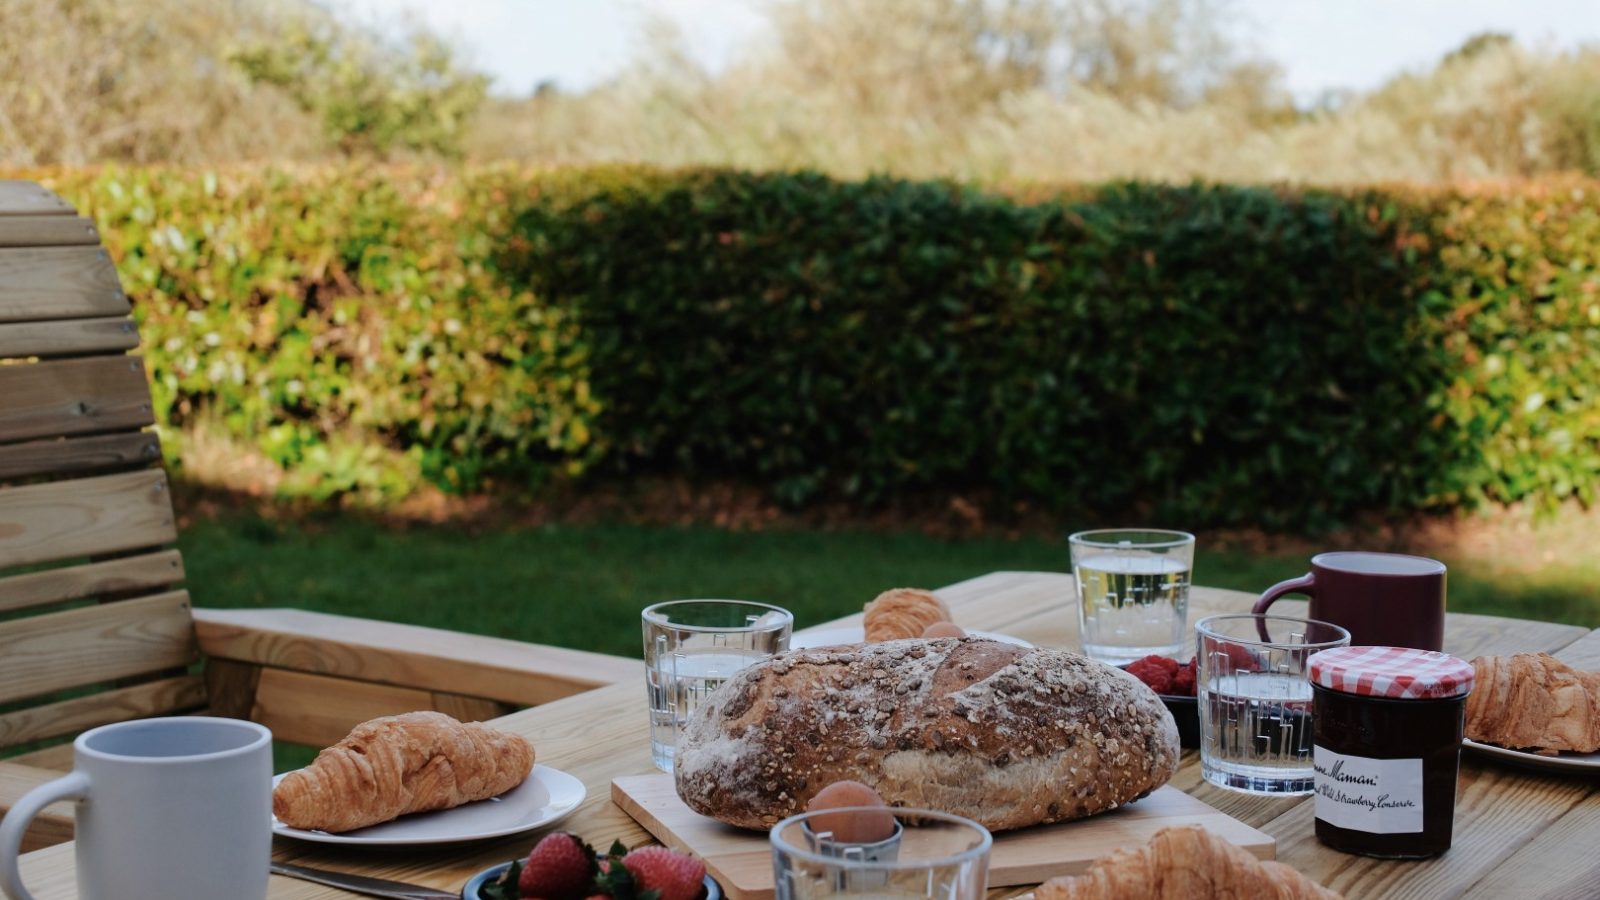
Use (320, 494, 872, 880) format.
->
(14, 572, 1600, 899)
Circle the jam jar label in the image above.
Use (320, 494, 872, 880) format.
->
(1313, 746, 1424, 834)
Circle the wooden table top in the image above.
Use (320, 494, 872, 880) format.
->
(16, 572, 1600, 899)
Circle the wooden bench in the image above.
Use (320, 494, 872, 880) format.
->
(0, 180, 641, 851)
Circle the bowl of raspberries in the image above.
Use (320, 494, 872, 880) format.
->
(1122, 655, 1200, 749)
(473, 832, 718, 900)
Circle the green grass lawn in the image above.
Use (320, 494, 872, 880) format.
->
(179, 514, 1600, 660)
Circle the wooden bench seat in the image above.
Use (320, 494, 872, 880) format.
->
(0, 180, 644, 850)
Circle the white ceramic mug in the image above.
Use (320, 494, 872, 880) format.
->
(0, 717, 272, 900)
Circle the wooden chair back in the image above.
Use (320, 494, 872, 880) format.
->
(0, 181, 202, 765)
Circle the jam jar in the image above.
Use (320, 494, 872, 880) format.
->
(1307, 646, 1474, 859)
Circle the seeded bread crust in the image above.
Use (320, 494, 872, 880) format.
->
(673, 637, 1180, 831)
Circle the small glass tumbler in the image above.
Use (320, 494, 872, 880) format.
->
(1196, 614, 1350, 795)
(772, 808, 991, 900)
(642, 600, 792, 772)
(1069, 528, 1195, 664)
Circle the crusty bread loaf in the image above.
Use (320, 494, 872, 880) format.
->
(674, 637, 1180, 831)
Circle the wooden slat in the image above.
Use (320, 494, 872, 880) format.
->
(0, 762, 74, 852)
(203, 658, 261, 721)
(0, 183, 74, 217)
(0, 432, 161, 482)
(192, 607, 643, 708)
(0, 590, 196, 705)
(0, 469, 176, 570)
(0, 316, 137, 360)
(0, 216, 98, 248)
(430, 693, 514, 724)
(0, 355, 153, 443)
(0, 550, 183, 614)
(8, 744, 75, 770)
(0, 675, 205, 749)
(251, 668, 437, 747)
(0, 247, 126, 323)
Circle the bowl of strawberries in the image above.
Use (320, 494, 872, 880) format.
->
(1121, 655, 1199, 749)
(472, 832, 719, 900)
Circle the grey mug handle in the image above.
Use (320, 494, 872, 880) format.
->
(0, 771, 89, 900)
(1253, 573, 1316, 641)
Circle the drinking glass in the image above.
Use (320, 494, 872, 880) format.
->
(772, 808, 991, 900)
(1069, 529, 1195, 664)
(1196, 614, 1350, 795)
(642, 599, 792, 772)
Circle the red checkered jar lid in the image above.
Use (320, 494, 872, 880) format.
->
(1308, 646, 1475, 699)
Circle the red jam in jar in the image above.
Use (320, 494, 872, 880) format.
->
(1308, 646, 1474, 859)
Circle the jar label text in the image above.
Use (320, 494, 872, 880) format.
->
(1313, 746, 1424, 834)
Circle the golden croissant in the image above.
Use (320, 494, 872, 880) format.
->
(1034, 826, 1342, 900)
(272, 711, 535, 832)
(1466, 653, 1600, 754)
(863, 587, 951, 641)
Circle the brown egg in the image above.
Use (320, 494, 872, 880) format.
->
(805, 780, 896, 843)
(921, 621, 966, 639)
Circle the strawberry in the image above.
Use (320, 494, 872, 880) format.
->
(519, 832, 599, 899)
(621, 847, 706, 900)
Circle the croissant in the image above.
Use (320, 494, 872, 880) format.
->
(1466, 653, 1600, 754)
(1034, 826, 1341, 900)
(272, 711, 535, 832)
(862, 587, 952, 641)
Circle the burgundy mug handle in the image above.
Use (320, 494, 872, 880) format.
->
(1253, 573, 1316, 640)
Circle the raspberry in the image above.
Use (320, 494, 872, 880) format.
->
(1172, 661, 1197, 696)
(1125, 655, 1177, 694)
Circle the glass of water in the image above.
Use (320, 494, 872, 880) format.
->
(642, 599, 792, 772)
(1069, 529, 1195, 664)
(772, 807, 991, 900)
(1196, 614, 1350, 795)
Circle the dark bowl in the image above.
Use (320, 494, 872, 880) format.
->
(463, 863, 721, 900)
(1157, 693, 1200, 749)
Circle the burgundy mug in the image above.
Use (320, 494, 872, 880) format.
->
(1253, 552, 1447, 651)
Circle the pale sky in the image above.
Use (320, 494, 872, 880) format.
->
(331, 0, 1600, 100)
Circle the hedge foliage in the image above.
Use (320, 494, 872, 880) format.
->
(37, 167, 1600, 527)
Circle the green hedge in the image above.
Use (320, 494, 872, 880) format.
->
(36, 167, 1600, 527)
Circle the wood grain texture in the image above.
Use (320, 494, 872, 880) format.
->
(1459, 785, 1600, 900)
(203, 657, 261, 722)
(0, 675, 205, 749)
(0, 316, 137, 360)
(7, 744, 76, 770)
(614, 775, 1274, 900)
(0, 432, 161, 482)
(0, 550, 183, 613)
(0, 216, 99, 248)
(0, 355, 153, 443)
(191, 607, 644, 707)
(0, 762, 75, 853)
(0, 247, 126, 323)
(0, 183, 75, 217)
(251, 668, 437, 747)
(0, 469, 177, 570)
(0, 590, 197, 705)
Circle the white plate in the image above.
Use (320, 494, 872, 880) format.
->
(272, 764, 586, 846)
(1462, 739, 1600, 774)
(790, 627, 1034, 649)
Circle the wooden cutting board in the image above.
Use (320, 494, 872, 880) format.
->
(612, 775, 1274, 900)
